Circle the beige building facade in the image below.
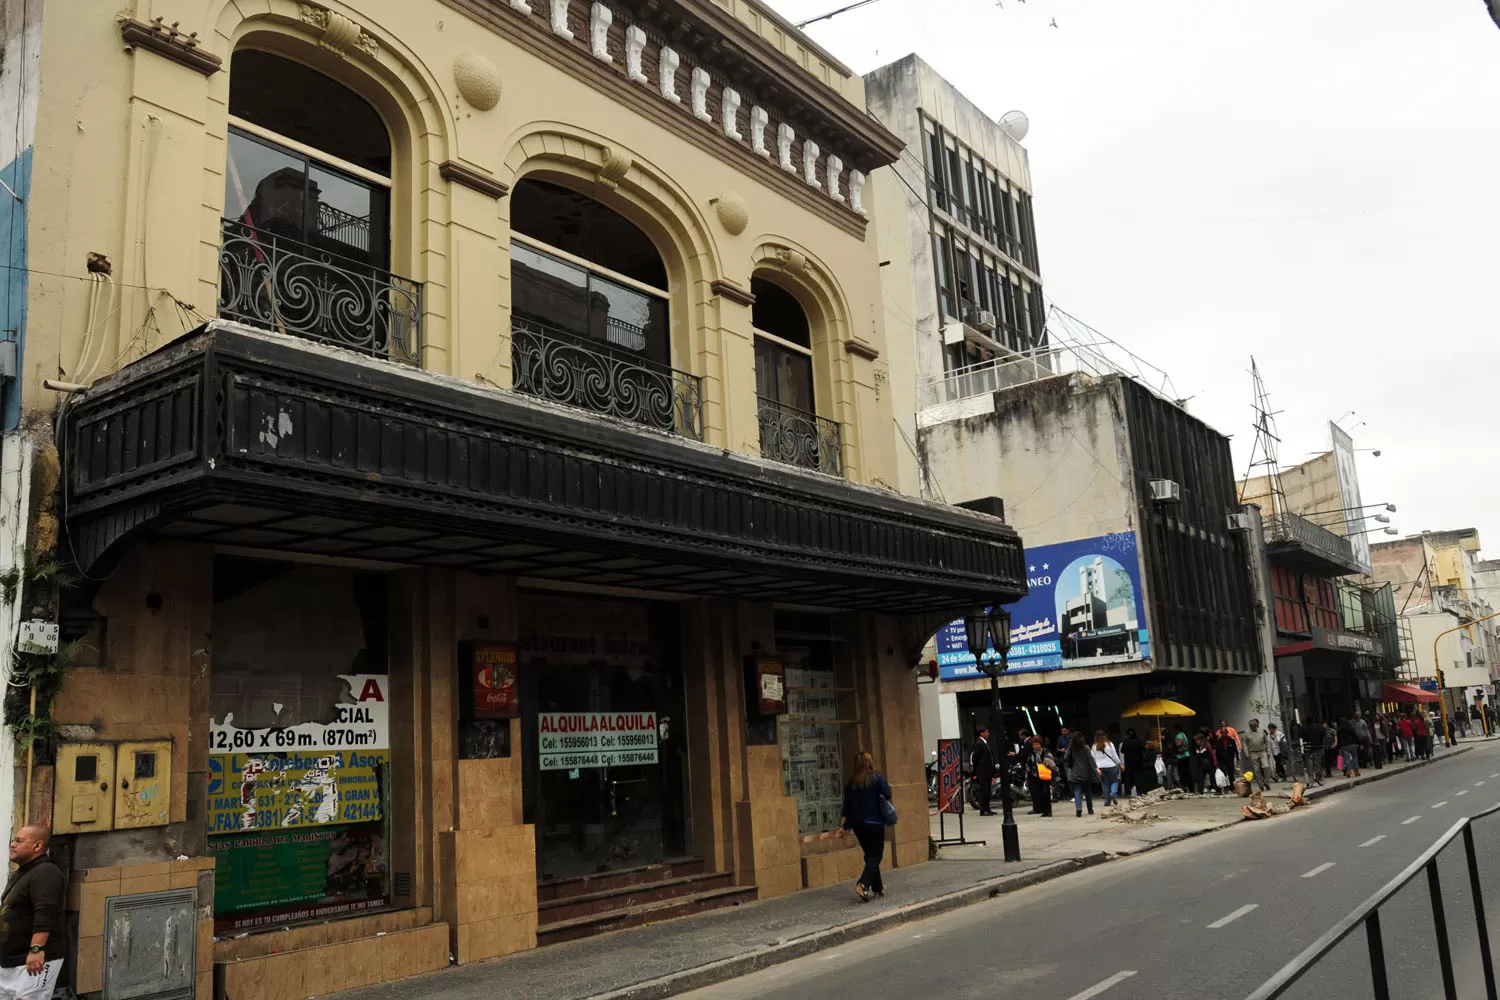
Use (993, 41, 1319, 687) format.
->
(1, 2, 1028, 998)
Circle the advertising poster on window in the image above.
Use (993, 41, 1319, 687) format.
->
(538, 711, 659, 770)
(207, 674, 389, 834)
(936, 532, 1150, 680)
(208, 675, 391, 929)
(210, 826, 388, 932)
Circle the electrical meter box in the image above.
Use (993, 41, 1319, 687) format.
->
(54, 743, 117, 834)
(114, 740, 172, 830)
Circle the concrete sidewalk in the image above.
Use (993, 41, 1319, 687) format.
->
(322, 740, 1483, 1000)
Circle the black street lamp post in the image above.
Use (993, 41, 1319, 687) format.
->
(966, 605, 1020, 862)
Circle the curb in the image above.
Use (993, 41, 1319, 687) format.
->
(1300, 745, 1473, 802)
(594, 852, 1111, 1000)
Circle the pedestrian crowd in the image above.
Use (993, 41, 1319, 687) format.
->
(962, 706, 1463, 821)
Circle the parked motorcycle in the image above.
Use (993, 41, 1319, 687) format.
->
(965, 760, 1027, 811)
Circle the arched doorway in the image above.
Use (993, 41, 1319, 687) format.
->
(508, 177, 701, 438)
(219, 49, 420, 363)
(751, 276, 842, 476)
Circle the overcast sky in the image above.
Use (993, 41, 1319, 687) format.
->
(769, 0, 1500, 552)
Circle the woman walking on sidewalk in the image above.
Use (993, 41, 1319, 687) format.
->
(1092, 730, 1122, 806)
(837, 751, 892, 903)
(1065, 733, 1100, 816)
(1025, 736, 1057, 816)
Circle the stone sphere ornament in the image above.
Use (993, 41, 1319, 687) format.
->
(453, 52, 501, 111)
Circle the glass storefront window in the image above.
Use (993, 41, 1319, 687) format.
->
(207, 557, 392, 933)
(776, 616, 856, 837)
(518, 594, 688, 881)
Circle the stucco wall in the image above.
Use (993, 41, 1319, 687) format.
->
(917, 374, 1135, 545)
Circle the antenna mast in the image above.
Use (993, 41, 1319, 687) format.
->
(1239, 358, 1287, 519)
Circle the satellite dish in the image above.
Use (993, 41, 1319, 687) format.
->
(998, 110, 1030, 142)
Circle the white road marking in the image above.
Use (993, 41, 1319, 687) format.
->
(1301, 862, 1336, 879)
(1065, 971, 1139, 999)
(1434, 801, 1450, 809)
(1477, 781, 1487, 787)
(1207, 904, 1259, 929)
(1491, 773, 1498, 778)
(1360, 835, 1386, 848)
(1403, 816, 1422, 825)
(1458, 790, 1469, 797)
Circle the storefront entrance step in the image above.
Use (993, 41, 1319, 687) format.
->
(538, 872, 735, 925)
(536, 857, 706, 902)
(535, 884, 758, 946)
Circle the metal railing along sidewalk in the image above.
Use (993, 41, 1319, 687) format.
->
(1247, 801, 1500, 1000)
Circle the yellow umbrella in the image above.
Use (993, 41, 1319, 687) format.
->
(1121, 700, 1196, 780)
(1121, 698, 1195, 718)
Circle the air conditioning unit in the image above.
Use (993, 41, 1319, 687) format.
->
(1226, 512, 1252, 532)
(974, 309, 997, 333)
(1148, 479, 1181, 503)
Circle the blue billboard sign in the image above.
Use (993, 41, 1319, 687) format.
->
(937, 531, 1150, 681)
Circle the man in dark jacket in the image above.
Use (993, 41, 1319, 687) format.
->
(0, 824, 64, 998)
(971, 726, 996, 816)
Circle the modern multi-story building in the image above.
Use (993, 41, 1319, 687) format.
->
(863, 53, 1046, 496)
(0, 3, 1029, 997)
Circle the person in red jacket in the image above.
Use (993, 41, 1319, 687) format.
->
(1397, 714, 1415, 761)
(1413, 712, 1431, 760)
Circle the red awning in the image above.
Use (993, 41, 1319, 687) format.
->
(1383, 682, 1439, 704)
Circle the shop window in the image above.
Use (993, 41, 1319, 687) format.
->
(516, 594, 688, 881)
(776, 614, 856, 837)
(207, 557, 392, 933)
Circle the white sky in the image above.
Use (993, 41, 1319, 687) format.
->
(769, 0, 1500, 551)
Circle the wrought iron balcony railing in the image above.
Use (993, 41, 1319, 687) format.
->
(756, 396, 843, 477)
(510, 318, 704, 439)
(218, 218, 421, 365)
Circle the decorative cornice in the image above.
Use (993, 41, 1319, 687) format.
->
(438, 0, 868, 239)
(844, 339, 879, 361)
(119, 18, 223, 75)
(666, 0, 902, 172)
(439, 161, 511, 200)
(709, 279, 755, 307)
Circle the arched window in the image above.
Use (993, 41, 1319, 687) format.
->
(219, 50, 420, 363)
(508, 178, 700, 438)
(509, 178, 669, 363)
(751, 277, 840, 476)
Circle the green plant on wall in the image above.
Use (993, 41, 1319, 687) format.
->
(2, 550, 83, 762)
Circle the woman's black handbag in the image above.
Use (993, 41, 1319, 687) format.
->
(879, 795, 899, 826)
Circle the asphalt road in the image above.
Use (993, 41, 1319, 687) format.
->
(682, 742, 1500, 1000)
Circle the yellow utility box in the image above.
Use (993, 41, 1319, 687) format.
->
(114, 740, 172, 829)
(53, 743, 117, 834)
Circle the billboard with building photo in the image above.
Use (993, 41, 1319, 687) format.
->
(937, 531, 1150, 680)
(1330, 421, 1372, 574)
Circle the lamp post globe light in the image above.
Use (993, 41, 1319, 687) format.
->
(965, 605, 1020, 862)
